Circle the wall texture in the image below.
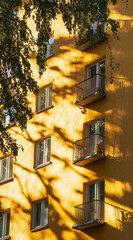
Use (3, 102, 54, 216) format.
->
(0, 0, 133, 239)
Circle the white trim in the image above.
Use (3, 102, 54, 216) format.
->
(35, 138, 51, 168)
(0, 156, 13, 183)
(32, 199, 48, 230)
(0, 212, 10, 239)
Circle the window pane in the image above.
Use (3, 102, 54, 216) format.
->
(2, 107, 16, 128)
(0, 215, 3, 238)
(97, 119, 105, 136)
(98, 60, 105, 76)
(87, 65, 96, 78)
(5, 63, 12, 78)
(35, 141, 44, 166)
(5, 212, 10, 236)
(37, 85, 52, 111)
(45, 138, 51, 163)
(33, 202, 41, 228)
(37, 88, 46, 111)
(36, 202, 41, 227)
(47, 85, 52, 107)
(46, 35, 54, 58)
(97, 180, 105, 201)
(2, 109, 10, 128)
(42, 199, 48, 225)
(0, 158, 6, 181)
(9, 156, 13, 179)
(90, 123, 95, 135)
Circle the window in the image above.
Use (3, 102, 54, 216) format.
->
(46, 34, 54, 58)
(85, 179, 105, 202)
(13, 8, 19, 27)
(35, 137, 51, 168)
(0, 156, 13, 183)
(5, 63, 12, 79)
(1, 107, 16, 128)
(0, 211, 10, 238)
(39, 34, 54, 60)
(37, 85, 52, 112)
(87, 59, 105, 93)
(85, 179, 105, 222)
(90, 22, 106, 34)
(86, 118, 105, 137)
(86, 118, 105, 156)
(32, 199, 48, 230)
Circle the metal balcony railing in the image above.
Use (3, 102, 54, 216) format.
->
(73, 134, 105, 166)
(75, 74, 105, 107)
(73, 200, 104, 229)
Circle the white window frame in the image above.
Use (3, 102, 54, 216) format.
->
(5, 63, 12, 79)
(32, 199, 48, 230)
(86, 118, 105, 137)
(0, 211, 10, 239)
(87, 59, 106, 93)
(85, 179, 105, 221)
(13, 8, 19, 27)
(0, 156, 13, 183)
(37, 84, 53, 112)
(46, 34, 54, 59)
(35, 137, 51, 168)
(85, 179, 105, 202)
(0, 155, 13, 183)
(87, 59, 106, 78)
(1, 107, 16, 128)
(90, 21, 106, 34)
(85, 118, 105, 157)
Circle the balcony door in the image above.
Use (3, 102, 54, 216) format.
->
(87, 60, 105, 95)
(86, 118, 105, 157)
(85, 179, 104, 222)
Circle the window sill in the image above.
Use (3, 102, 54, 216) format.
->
(36, 105, 54, 114)
(0, 235, 10, 240)
(0, 177, 13, 185)
(30, 224, 48, 232)
(33, 161, 51, 170)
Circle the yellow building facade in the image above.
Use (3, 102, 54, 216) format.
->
(0, 0, 133, 239)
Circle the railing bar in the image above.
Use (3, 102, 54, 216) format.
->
(75, 74, 106, 87)
(74, 133, 105, 144)
(105, 202, 133, 214)
(74, 199, 104, 208)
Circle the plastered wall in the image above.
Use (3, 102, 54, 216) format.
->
(0, 0, 133, 239)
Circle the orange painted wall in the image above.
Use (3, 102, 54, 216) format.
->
(0, 0, 133, 239)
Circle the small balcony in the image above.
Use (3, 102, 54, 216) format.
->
(73, 134, 105, 167)
(76, 23, 106, 51)
(72, 200, 104, 230)
(75, 74, 105, 107)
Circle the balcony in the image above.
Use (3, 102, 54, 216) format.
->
(72, 200, 104, 230)
(76, 23, 106, 51)
(73, 134, 105, 167)
(75, 74, 105, 107)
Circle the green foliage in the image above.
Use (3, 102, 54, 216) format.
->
(0, 0, 126, 156)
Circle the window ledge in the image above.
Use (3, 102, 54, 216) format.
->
(33, 161, 51, 170)
(30, 224, 48, 232)
(0, 177, 13, 185)
(36, 105, 54, 114)
(0, 235, 10, 240)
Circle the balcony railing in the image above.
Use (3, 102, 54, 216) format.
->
(76, 22, 106, 51)
(72, 200, 104, 230)
(75, 74, 105, 107)
(73, 134, 105, 166)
